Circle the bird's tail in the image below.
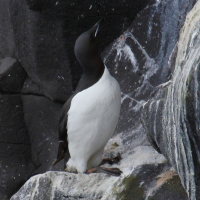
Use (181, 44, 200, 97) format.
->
(52, 141, 67, 166)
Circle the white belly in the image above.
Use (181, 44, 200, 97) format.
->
(67, 67, 121, 173)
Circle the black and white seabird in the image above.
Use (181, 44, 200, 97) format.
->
(53, 19, 121, 175)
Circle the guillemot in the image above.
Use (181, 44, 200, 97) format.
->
(53, 19, 122, 176)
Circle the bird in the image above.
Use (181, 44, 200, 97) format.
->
(53, 19, 122, 176)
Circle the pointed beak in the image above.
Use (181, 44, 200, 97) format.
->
(93, 18, 105, 37)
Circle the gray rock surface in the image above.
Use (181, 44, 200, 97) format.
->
(0, 0, 199, 199)
(0, 57, 26, 93)
(9, 0, 73, 102)
(102, 0, 197, 134)
(141, 1, 200, 199)
(0, 94, 35, 200)
(11, 146, 169, 200)
(11, 0, 198, 199)
(21, 95, 63, 172)
(10, 145, 188, 200)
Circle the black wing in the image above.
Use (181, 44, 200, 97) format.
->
(52, 95, 74, 167)
(52, 68, 105, 167)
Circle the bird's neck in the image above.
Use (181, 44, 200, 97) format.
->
(82, 62, 104, 76)
(75, 60, 105, 92)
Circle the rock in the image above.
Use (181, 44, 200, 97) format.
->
(0, 0, 161, 199)
(113, 166, 188, 200)
(0, 57, 27, 93)
(26, 0, 153, 19)
(0, 95, 35, 200)
(21, 95, 64, 172)
(102, 0, 197, 134)
(0, 1, 15, 58)
(1, 0, 199, 199)
(11, 146, 172, 200)
(9, 0, 73, 102)
(0, 95, 29, 144)
(2, 0, 155, 102)
(0, 0, 73, 102)
(11, 146, 188, 200)
(141, 1, 200, 199)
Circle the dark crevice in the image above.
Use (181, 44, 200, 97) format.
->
(40, 12, 128, 20)
(63, 195, 84, 199)
(0, 141, 31, 145)
(0, 91, 65, 104)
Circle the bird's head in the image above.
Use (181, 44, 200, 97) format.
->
(74, 18, 104, 73)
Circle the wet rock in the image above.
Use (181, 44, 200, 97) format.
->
(0, 57, 26, 93)
(141, 1, 200, 199)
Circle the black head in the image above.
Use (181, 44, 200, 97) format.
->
(74, 19, 104, 74)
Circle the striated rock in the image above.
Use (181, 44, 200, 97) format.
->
(0, 57, 26, 93)
(102, 0, 197, 134)
(141, 1, 200, 199)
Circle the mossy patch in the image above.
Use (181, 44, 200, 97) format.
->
(116, 175, 145, 200)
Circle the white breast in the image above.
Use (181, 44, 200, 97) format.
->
(67, 66, 121, 173)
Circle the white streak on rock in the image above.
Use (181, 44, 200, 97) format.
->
(116, 43, 138, 72)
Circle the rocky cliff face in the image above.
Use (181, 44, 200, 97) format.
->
(142, 1, 200, 199)
(0, 0, 199, 199)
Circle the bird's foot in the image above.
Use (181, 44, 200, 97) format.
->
(100, 153, 122, 165)
(86, 168, 98, 174)
(86, 166, 122, 176)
